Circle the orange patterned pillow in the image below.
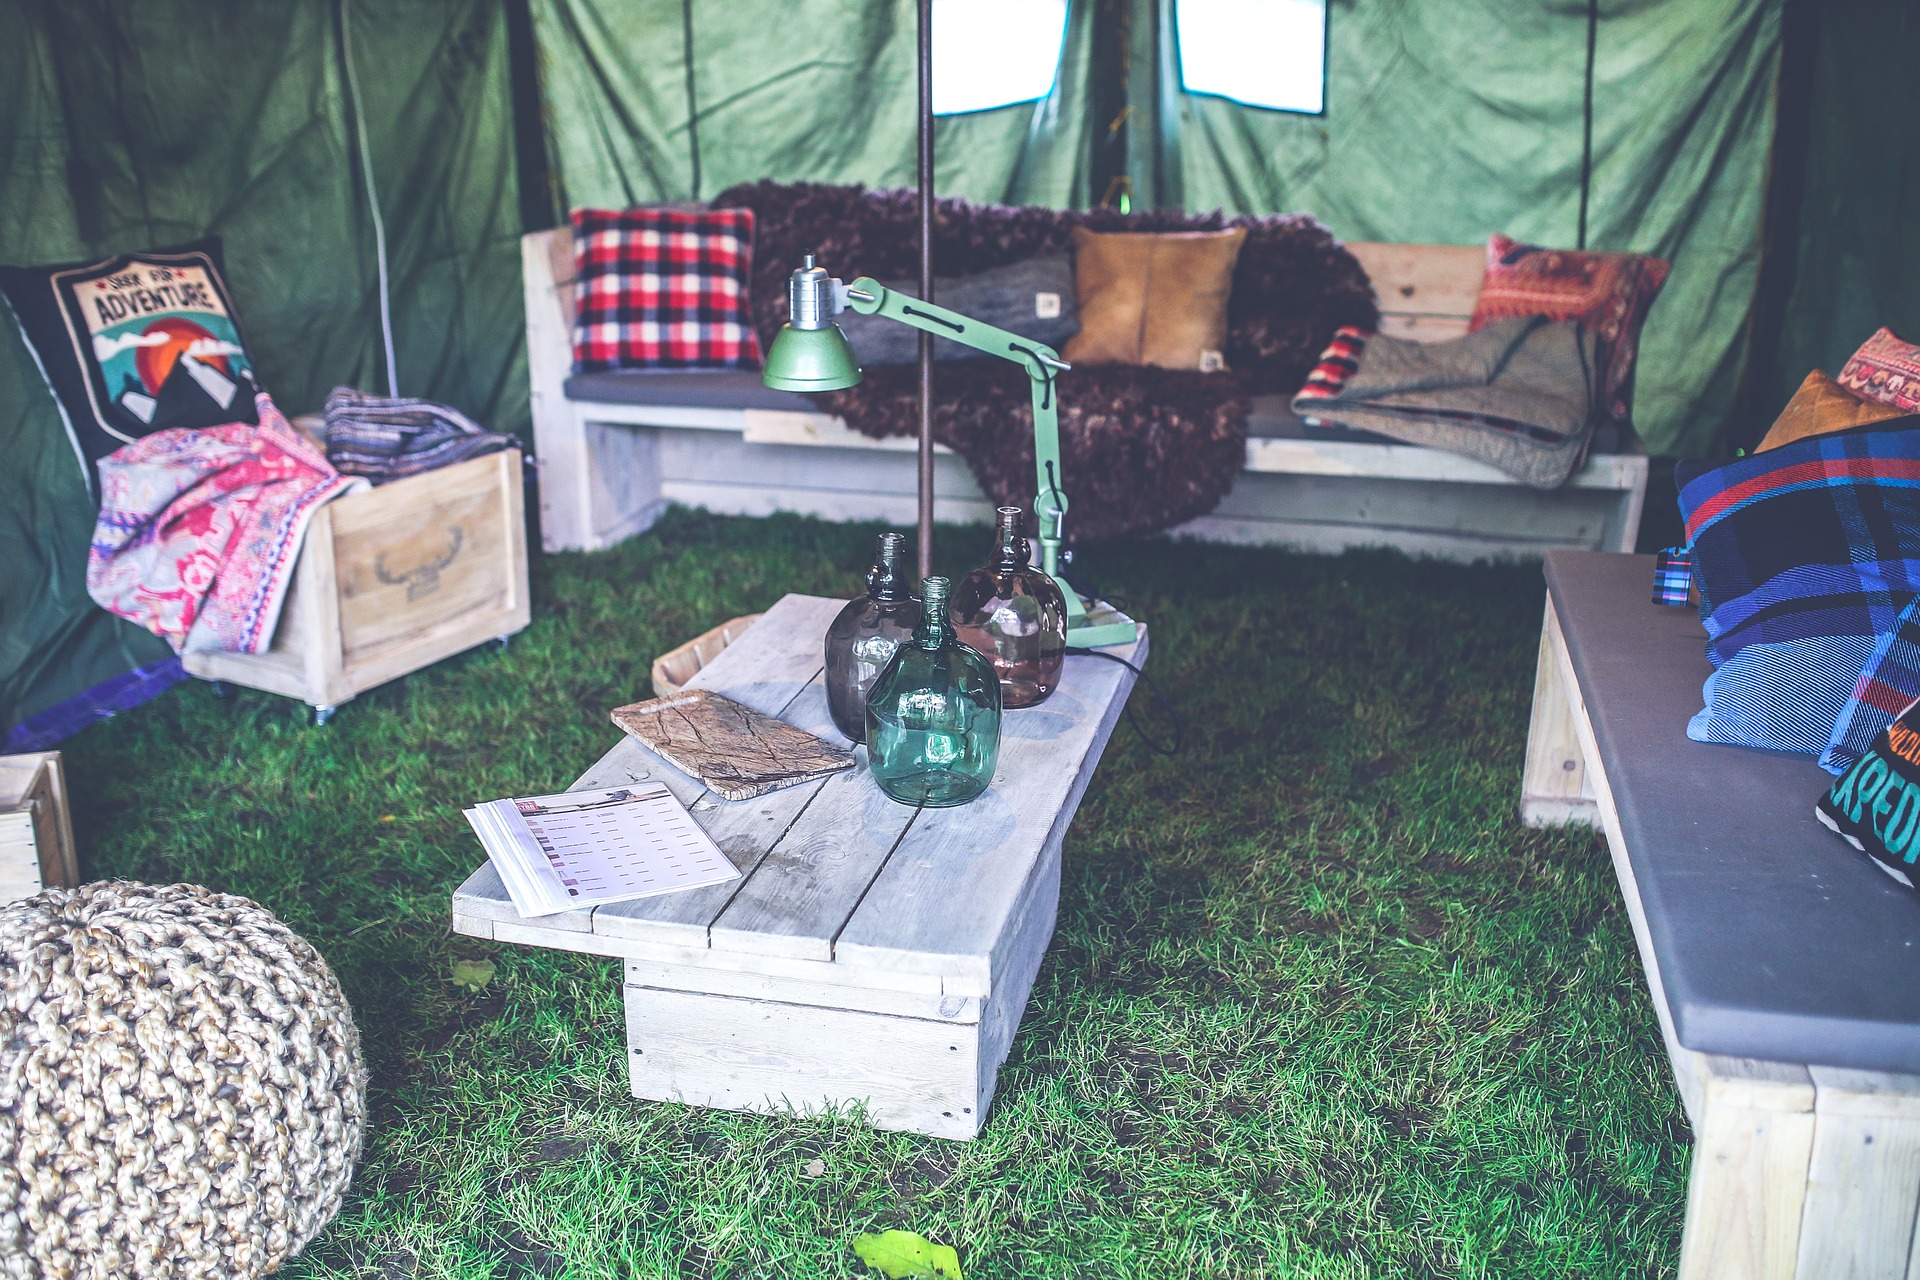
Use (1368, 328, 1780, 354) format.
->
(1838, 328, 1920, 413)
(1468, 235, 1669, 426)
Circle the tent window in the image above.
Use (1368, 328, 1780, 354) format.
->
(1176, 0, 1327, 115)
(931, 0, 1070, 116)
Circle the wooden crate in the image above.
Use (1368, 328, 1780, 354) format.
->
(184, 449, 530, 719)
(0, 752, 79, 904)
(649, 613, 762, 696)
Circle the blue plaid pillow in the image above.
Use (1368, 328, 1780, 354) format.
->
(1679, 418, 1920, 755)
(1823, 596, 1920, 775)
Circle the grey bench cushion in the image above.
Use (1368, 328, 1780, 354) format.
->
(564, 368, 816, 412)
(1549, 550, 1920, 1072)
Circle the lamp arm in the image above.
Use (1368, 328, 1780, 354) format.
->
(842, 279, 1078, 607)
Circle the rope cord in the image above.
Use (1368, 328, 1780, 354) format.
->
(681, 0, 702, 200)
(338, 0, 399, 398)
(1576, 0, 1598, 250)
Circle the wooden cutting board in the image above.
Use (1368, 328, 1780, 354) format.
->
(610, 689, 855, 801)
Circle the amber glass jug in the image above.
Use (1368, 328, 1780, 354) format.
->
(952, 506, 1067, 708)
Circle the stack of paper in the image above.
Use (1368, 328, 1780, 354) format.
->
(463, 783, 740, 918)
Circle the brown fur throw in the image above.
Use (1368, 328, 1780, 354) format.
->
(714, 181, 1378, 543)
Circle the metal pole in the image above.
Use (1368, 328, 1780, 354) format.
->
(917, 0, 935, 581)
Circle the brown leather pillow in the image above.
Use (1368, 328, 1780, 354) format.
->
(1064, 227, 1247, 371)
(1757, 369, 1906, 453)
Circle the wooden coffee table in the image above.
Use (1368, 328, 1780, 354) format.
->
(451, 593, 1145, 1139)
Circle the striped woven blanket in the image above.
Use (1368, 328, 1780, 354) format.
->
(322, 387, 515, 484)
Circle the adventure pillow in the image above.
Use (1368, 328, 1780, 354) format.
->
(0, 238, 262, 462)
(1818, 700, 1920, 889)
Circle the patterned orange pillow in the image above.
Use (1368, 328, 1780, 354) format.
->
(1468, 235, 1669, 425)
(1838, 328, 1920, 413)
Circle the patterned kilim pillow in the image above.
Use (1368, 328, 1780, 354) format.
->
(1838, 328, 1920, 414)
(1468, 235, 1668, 425)
(570, 207, 761, 373)
(1678, 417, 1920, 756)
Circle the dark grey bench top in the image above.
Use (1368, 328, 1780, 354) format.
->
(565, 368, 816, 412)
(1549, 550, 1920, 1072)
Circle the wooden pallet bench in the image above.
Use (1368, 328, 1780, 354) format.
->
(451, 593, 1145, 1139)
(524, 229, 1648, 561)
(1523, 551, 1920, 1279)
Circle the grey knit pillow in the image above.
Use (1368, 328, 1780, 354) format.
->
(836, 254, 1079, 366)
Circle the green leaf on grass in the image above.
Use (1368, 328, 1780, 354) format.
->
(853, 1230, 962, 1279)
(450, 958, 496, 991)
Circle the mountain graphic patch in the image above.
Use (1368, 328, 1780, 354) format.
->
(2, 237, 262, 472)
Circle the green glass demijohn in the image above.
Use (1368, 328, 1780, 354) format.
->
(864, 576, 1003, 808)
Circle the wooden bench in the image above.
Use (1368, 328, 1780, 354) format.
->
(1523, 551, 1920, 1279)
(523, 229, 1648, 561)
(451, 593, 1145, 1139)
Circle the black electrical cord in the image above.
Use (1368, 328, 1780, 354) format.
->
(1066, 646, 1183, 757)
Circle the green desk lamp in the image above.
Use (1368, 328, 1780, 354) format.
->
(763, 255, 1138, 649)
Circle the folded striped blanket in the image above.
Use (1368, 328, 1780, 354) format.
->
(1289, 317, 1598, 489)
(322, 387, 515, 484)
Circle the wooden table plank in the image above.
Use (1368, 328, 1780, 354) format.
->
(451, 593, 840, 944)
(705, 757, 915, 961)
(593, 601, 850, 945)
(833, 633, 1146, 987)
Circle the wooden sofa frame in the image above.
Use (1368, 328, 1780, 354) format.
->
(525, 228, 1648, 560)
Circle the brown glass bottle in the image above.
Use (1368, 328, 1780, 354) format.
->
(952, 506, 1067, 708)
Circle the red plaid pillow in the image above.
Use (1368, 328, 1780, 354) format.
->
(570, 207, 762, 372)
(1468, 234, 1669, 426)
(1838, 328, 1920, 413)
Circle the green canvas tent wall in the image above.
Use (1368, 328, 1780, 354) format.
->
(1, 0, 529, 746)
(0, 0, 1907, 747)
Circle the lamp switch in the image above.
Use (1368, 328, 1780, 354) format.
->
(1034, 291, 1062, 319)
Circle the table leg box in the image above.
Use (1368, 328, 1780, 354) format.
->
(619, 840, 1064, 1142)
(184, 449, 530, 719)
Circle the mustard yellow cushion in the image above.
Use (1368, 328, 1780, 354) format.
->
(1757, 369, 1906, 453)
(1064, 227, 1246, 371)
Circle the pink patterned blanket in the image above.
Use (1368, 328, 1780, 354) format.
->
(87, 394, 364, 654)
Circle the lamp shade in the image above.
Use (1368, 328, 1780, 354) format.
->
(762, 323, 863, 392)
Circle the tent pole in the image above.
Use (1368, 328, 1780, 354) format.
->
(917, 0, 935, 581)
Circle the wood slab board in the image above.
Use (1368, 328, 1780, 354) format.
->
(612, 687, 853, 800)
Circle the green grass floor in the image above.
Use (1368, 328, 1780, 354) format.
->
(62, 509, 1687, 1279)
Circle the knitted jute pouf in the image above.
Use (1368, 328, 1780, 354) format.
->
(0, 882, 367, 1280)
